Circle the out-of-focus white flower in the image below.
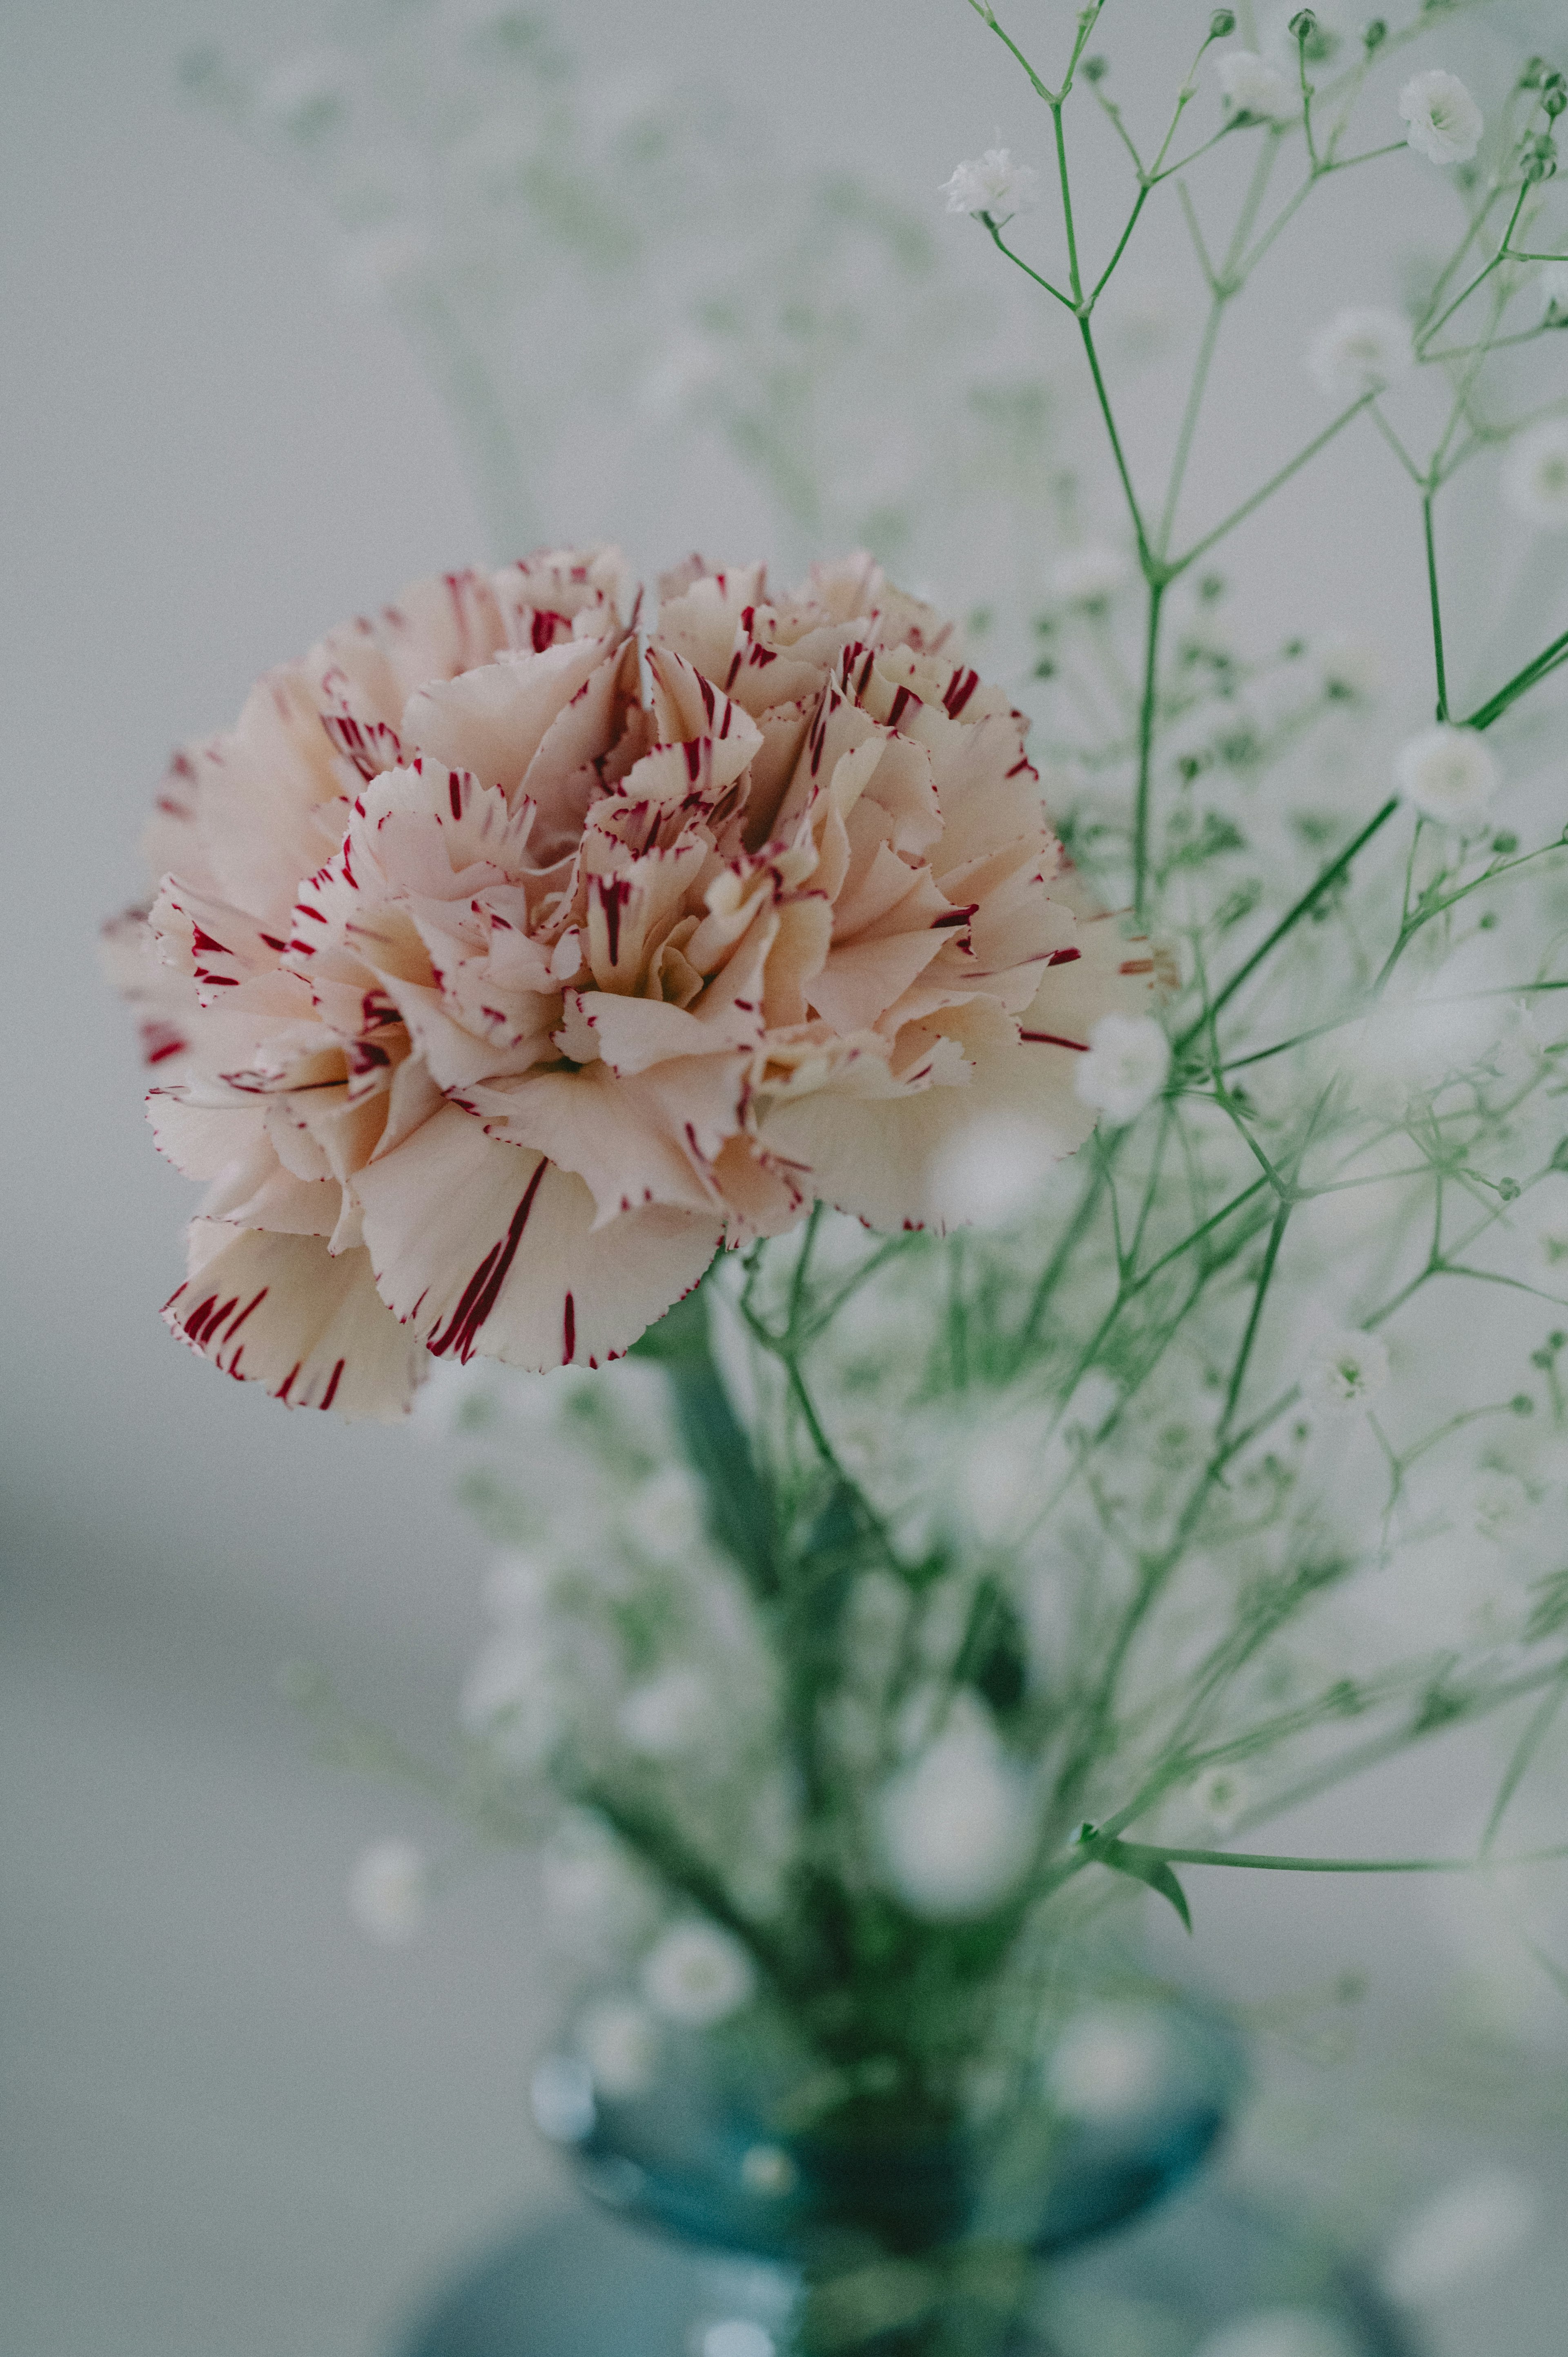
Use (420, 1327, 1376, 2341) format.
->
(1216, 51, 1294, 121)
(1503, 418, 1568, 528)
(1194, 2312, 1358, 2357)
(541, 1815, 653, 1950)
(1051, 544, 1133, 605)
(1191, 1765, 1250, 1833)
(1316, 637, 1382, 702)
(1394, 724, 1498, 826)
(641, 1922, 756, 2026)
(739, 2143, 799, 2197)
(1474, 1470, 1534, 1543)
(1047, 2006, 1171, 2123)
(878, 1692, 1035, 1920)
(617, 1666, 713, 1759)
(483, 1550, 555, 1630)
(1379, 2168, 1538, 2305)
(530, 2052, 597, 2143)
(625, 1466, 705, 1563)
(1399, 70, 1483, 166)
(1539, 260, 1568, 321)
(926, 1110, 1060, 1229)
(461, 1635, 562, 1767)
(1301, 1329, 1389, 1414)
(347, 1839, 428, 1945)
(1074, 1014, 1170, 1126)
(700, 2324, 776, 2357)
(1307, 307, 1414, 402)
(939, 147, 1040, 221)
(577, 1998, 661, 2098)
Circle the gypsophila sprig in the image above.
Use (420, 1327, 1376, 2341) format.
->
(940, 145, 1040, 223)
(1399, 69, 1484, 165)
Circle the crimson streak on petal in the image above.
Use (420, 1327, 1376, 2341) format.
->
(427, 1159, 549, 1363)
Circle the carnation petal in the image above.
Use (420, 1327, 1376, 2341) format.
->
(355, 1102, 720, 1368)
(163, 1226, 424, 1416)
(402, 637, 617, 798)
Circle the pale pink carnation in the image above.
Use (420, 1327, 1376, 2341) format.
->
(108, 548, 1152, 1418)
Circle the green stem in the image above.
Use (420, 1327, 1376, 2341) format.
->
(1131, 578, 1165, 925)
(1423, 492, 1450, 721)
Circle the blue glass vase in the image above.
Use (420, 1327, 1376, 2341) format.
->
(397, 1994, 1419, 2357)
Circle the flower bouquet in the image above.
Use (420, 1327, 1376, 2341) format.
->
(110, 4, 1568, 2352)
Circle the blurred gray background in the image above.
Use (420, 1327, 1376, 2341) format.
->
(3, 3, 1566, 2352)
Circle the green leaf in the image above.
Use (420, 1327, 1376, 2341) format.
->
(1095, 1837, 1194, 1932)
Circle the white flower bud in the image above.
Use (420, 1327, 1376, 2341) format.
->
(641, 1922, 756, 2026)
(1393, 724, 1498, 826)
(347, 1839, 428, 1945)
(1216, 51, 1294, 120)
(577, 1998, 661, 2098)
(1503, 419, 1568, 529)
(877, 1693, 1035, 1920)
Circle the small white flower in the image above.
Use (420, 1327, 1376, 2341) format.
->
(1192, 1765, 1250, 1833)
(1503, 418, 1568, 528)
(878, 1692, 1036, 1920)
(641, 1922, 756, 2026)
(1474, 1470, 1533, 1543)
(1194, 2312, 1358, 2357)
(739, 2143, 799, 2197)
(1051, 544, 1132, 606)
(530, 2052, 596, 2144)
(1074, 1013, 1171, 1126)
(1307, 307, 1414, 403)
(617, 1665, 713, 1759)
(1302, 1329, 1389, 1415)
(347, 1839, 428, 1945)
(1538, 260, 1568, 322)
(1399, 69, 1483, 167)
(460, 1634, 562, 1767)
(1048, 2007, 1171, 2123)
(1394, 724, 1498, 826)
(1379, 2168, 1538, 2305)
(577, 1998, 661, 2098)
(939, 147, 1040, 222)
(1216, 51, 1294, 122)
(1315, 636, 1382, 702)
(627, 1465, 704, 1563)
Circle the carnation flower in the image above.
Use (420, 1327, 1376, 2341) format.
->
(347, 1838, 428, 1944)
(640, 1920, 756, 2024)
(1399, 69, 1483, 167)
(110, 548, 1152, 1417)
(1301, 1329, 1389, 1414)
(1394, 723, 1498, 825)
(1216, 51, 1294, 122)
(938, 147, 1039, 222)
(1307, 308, 1413, 403)
(1073, 1012, 1170, 1126)
(1503, 418, 1568, 528)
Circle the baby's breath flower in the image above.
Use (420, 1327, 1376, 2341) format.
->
(617, 1666, 713, 1759)
(1379, 2169, 1538, 2305)
(1503, 417, 1568, 528)
(1051, 543, 1133, 605)
(939, 147, 1040, 222)
(1394, 723, 1498, 825)
(878, 1694, 1035, 1920)
(1193, 2313, 1358, 2357)
(1216, 51, 1294, 121)
(641, 1921, 756, 2025)
(1538, 259, 1568, 320)
(1399, 69, 1483, 166)
(347, 1838, 428, 1944)
(1307, 307, 1413, 402)
(1302, 1329, 1389, 1415)
(1316, 636, 1383, 701)
(576, 1998, 661, 2098)
(1047, 2007, 1171, 2123)
(1192, 1765, 1250, 1832)
(1074, 1014, 1171, 1126)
